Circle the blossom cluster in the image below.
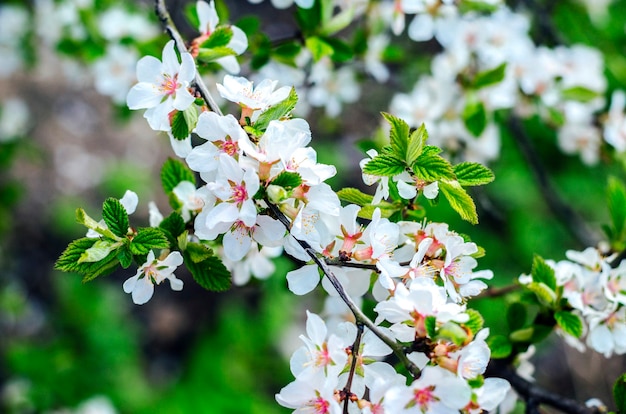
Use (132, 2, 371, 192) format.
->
(520, 247, 626, 358)
(115, 12, 517, 406)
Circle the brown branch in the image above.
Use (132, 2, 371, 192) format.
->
(487, 359, 600, 414)
(267, 202, 421, 377)
(342, 323, 364, 414)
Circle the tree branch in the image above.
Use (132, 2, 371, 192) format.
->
(267, 202, 421, 377)
(487, 359, 599, 414)
(155, 0, 223, 116)
(508, 116, 602, 248)
(342, 323, 364, 414)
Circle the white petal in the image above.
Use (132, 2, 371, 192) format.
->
(223, 226, 252, 261)
(131, 277, 155, 305)
(126, 83, 162, 110)
(286, 264, 320, 295)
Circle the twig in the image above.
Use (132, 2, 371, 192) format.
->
(267, 202, 421, 377)
(508, 116, 601, 248)
(342, 323, 364, 414)
(477, 284, 521, 299)
(487, 359, 599, 414)
(155, 0, 223, 116)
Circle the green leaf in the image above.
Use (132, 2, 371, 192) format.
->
(412, 153, 455, 182)
(607, 176, 626, 238)
(161, 158, 196, 194)
(184, 252, 231, 292)
(75, 208, 118, 240)
(462, 99, 487, 137)
(382, 112, 409, 161)
(406, 124, 428, 166)
(438, 180, 478, 224)
(526, 282, 557, 307)
(473, 63, 507, 89)
(129, 227, 170, 256)
(117, 246, 133, 269)
(324, 37, 353, 62)
(185, 241, 213, 263)
(159, 212, 186, 239)
(79, 239, 120, 263)
(437, 321, 468, 346)
(271, 171, 303, 190)
(254, 87, 298, 132)
(320, 7, 354, 36)
(425, 315, 437, 338)
(453, 162, 495, 186)
(171, 111, 190, 140)
(358, 204, 402, 220)
(197, 46, 237, 62)
(487, 335, 512, 359)
(305, 36, 334, 61)
(614, 373, 626, 413)
(554, 311, 583, 338)
(531, 255, 557, 291)
(337, 187, 374, 206)
(55, 237, 119, 281)
(464, 309, 484, 336)
(102, 198, 129, 238)
(561, 86, 600, 103)
(200, 26, 233, 49)
(507, 302, 527, 332)
(362, 151, 406, 177)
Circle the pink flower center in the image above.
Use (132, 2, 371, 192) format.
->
(413, 386, 435, 409)
(220, 139, 239, 156)
(311, 396, 330, 414)
(231, 183, 248, 205)
(161, 74, 180, 96)
(315, 342, 332, 367)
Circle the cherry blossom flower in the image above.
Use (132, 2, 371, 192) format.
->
(122, 251, 184, 305)
(126, 40, 196, 131)
(192, 0, 248, 74)
(216, 75, 291, 121)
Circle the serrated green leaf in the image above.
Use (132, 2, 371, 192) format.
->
(464, 309, 484, 336)
(75, 208, 118, 240)
(507, 302, 527, 332)
(79, 239, 120, 263)
(473, 63, 507, 89)
(161, 158, 196, 194)
(55, 237, 119, 281)
(531, 255, 557, 291)
(324, 37, 353, 62)
(607, 176, 626, 238)
(271, 171, 303, 190)
(200, 26, 233, 49)
(406, 124, 428, 166)
(305, 36, 334, 61)
(382, 112, 409, 161)
(254, 87, 298, 132)
(561, 86, 600, 103)
(102, 198, 129, 238)
(554, 311, 583, 338)
(337, 188, 374, 206)
(438, 180, 478, 224)
(130, 227, 170, 255)
(197, 46, 237, 62)
(463, 99, 487, 137)
(526, 281, 557, 307)
(486, 335, 512, 359)
(614, 373, 626, 413)
(453, 162, 495, 186)
(358, 204, 401, 220)
(117, 246, 133, 269)
(184, 251, 231, 292)
(362, 152, 406, 177)
(412, 153, 455, 181)
(425, 315, 437, 338)
(159, 212, 186, 242)
(185, 241, 213, 263)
